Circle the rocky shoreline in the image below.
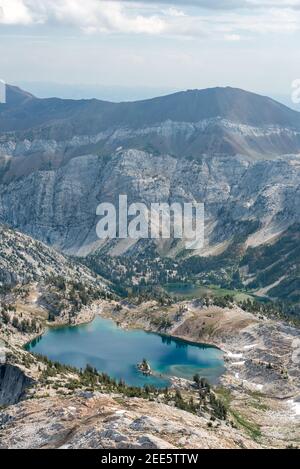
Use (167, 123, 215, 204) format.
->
(95, 299, 300, 447)
(1, 295, 300, 448)
(32, 297, 300, 402)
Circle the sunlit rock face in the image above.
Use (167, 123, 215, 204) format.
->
(0, 148, 299, 257)
(0, 85, 299, 256)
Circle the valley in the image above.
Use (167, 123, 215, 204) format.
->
(0, 85, 299, 450)
(0, 284, 299, 449)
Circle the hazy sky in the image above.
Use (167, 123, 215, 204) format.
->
(0, 0, 300, 102)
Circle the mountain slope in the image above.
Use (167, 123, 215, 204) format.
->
(1, 85, 300, 160)
(0, 224, 106, 288)
(0, 149, 299, 257)
(1, 85, 300, 131)
(0, 86, 299, 290)
(0, 224, 112, 328)
(241, 225, 300, 307)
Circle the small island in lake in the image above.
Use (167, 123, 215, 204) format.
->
(137, 358, 152, 376)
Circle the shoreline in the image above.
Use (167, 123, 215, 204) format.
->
(24, 310, 225, 388)
(4, 294, 300, 403)
(9, 298, 300, 400)
(26, 302, 225, 353)
(2, 298, 299, 448)
(26, 303, 300, 400)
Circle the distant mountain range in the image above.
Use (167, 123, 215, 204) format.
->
(3, 84, 300, 129)
(1, 85, 300, 155)
(0, 85, 299, 307)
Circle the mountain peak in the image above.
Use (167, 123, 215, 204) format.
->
(1, 84, 300, 134)
(137, 86, 300, 128)
(5, 84, 36, 106)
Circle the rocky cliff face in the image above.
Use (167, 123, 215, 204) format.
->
(0, 364, 33, 406)
(0, 86, 299, 263)
(0, 149, 299, 258)
(0, 341, 34, 406)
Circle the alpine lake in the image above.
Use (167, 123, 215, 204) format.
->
(26, 316, 225, 388)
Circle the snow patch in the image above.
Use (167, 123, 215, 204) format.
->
(243, 344, 258, 350)
(227, 352, 244, 359)
(288, 400, 300, 417)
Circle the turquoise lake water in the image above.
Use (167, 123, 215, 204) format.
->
(26, 316, 225, 388)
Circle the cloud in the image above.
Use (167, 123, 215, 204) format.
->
(0, 0, 36, 24)
(0, 0, 300, 38)
(0, 0, 167, 34)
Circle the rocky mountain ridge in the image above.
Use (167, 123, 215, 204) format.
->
(0, 224, 106, 287)
(0, 85, 299, 307)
